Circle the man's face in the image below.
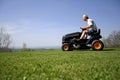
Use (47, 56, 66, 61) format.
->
(83, 17, 87, 21)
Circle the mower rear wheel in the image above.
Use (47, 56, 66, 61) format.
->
(92, 40, 104, 50)
(62, 43, 73, 51)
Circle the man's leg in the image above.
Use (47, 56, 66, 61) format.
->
(80, 30, 86, 39)
(83, 32, 88, 39)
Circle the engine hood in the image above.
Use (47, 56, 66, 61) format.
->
(64, 32, 81, 38)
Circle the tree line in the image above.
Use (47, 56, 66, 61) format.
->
(103, 30, 120, 48)
(0, 27, 12, 52)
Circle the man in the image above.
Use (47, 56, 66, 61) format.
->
(80, 14, 97, 40)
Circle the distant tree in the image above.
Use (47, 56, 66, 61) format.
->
(23, 43, 27, 49)
(21, 43, 32, 51)
(0, 27, 12, 52)
(103, 30, 120, 48)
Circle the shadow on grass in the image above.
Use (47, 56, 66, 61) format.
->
(103, 48, 116, 51)
(74, 48, 117, 51)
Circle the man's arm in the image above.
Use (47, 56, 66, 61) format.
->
(82, 19, 93, 30)
(82, 25, 93, 30)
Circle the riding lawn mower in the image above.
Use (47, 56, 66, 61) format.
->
(62, 28, 104, 51)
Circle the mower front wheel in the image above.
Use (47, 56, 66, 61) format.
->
(62, 43, 73, 51)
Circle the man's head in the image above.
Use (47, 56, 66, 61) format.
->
(82, 14, 89, 21)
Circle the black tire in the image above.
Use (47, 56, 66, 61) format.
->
(92, 40, 104, 50)
(62, 43, 73, 51)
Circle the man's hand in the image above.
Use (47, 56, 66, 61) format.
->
(80, 27, 87, 30)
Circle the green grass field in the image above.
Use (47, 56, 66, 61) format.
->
(0, 48, 120, 80)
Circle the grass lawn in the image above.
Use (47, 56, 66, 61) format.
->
(0, 48, 120, 80)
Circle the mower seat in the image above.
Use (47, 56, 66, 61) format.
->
(96, 29, 101, 35)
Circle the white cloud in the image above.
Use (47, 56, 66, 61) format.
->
(0, 19, 31, 34)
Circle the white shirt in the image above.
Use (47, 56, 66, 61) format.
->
(87, 19, 97, 31)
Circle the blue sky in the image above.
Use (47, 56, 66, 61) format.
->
(0, 0, 120, 48)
